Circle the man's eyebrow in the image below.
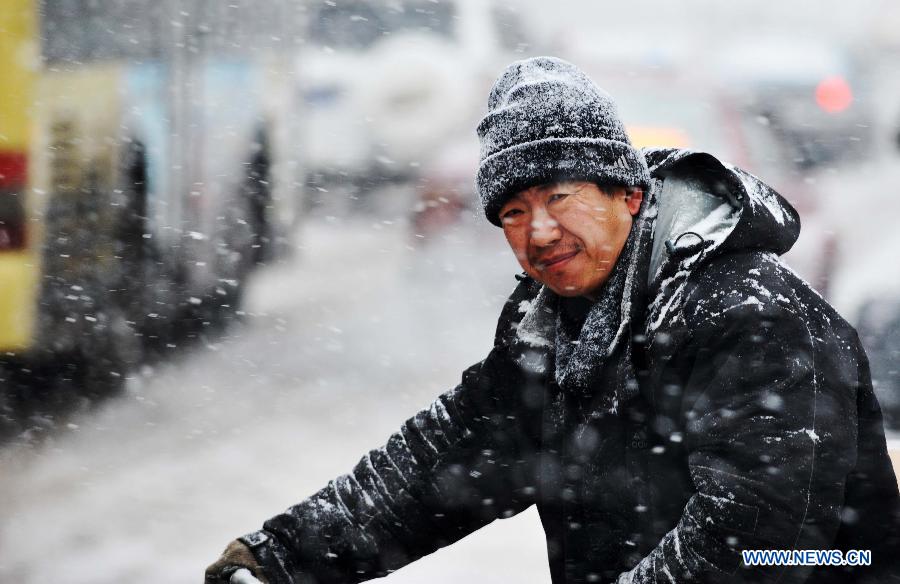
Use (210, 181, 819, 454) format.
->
(548, 184, 582, 195)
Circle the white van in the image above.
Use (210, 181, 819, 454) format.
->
(296, 0, 530, 202)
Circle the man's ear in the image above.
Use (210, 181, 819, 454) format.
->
(625, 188, 643, 215)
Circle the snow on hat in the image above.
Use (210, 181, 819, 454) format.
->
(476, 56, 651, 226)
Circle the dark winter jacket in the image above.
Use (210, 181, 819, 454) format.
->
(241, 150, 900, 584)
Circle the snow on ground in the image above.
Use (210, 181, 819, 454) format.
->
(0, 216, 552, 584)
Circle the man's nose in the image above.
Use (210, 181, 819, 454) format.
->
(529, 208, 561, 246)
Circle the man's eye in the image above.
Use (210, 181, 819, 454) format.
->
(548, 193, 569, 203)
(501, 209, 523, 221)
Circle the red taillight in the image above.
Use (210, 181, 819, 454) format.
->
(0, 151, 27, 251)
(0, 151, 27, 189)
(815, 76, 853, 114)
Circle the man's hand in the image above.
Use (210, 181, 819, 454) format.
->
(204, 540, 269, 584)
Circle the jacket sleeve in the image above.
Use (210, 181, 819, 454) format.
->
(618, 298, 859, 583)
(241, 283, 542, 584)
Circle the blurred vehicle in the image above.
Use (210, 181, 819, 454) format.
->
(297, 0, 529, 203)
(855, 299, 900, 430)
(0, 0, 301, 414)
(716, 39, 872, 174)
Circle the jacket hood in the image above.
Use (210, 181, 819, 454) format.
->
(643, 148, 801, 285)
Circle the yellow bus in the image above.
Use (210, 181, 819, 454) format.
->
(0, 0, 37, 354)
(1, 0, 301, 419)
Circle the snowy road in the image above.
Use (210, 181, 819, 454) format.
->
(0, 218, 552, 584)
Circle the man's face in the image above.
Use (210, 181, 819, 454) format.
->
(499, 181, 643, 299)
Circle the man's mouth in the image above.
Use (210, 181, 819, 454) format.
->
(535, 249, 579, 271)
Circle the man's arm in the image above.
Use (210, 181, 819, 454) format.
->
(248, 355, 535, 583)
(619, 295, 859, 583)
(233, 279, 543, 584)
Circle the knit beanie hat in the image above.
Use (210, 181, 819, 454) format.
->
(476, 56, 652, 226)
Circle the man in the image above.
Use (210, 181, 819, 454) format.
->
(206, 57, 900, 583)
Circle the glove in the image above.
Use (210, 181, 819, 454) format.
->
(205, 539, 269, 584)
